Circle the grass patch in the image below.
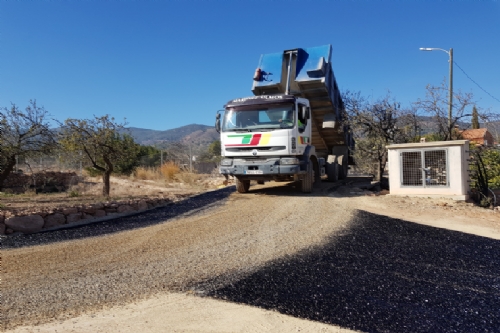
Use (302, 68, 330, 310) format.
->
(68, 190, 80, 197)
(175, 171, 203, 186)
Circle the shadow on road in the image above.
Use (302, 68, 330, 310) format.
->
(202, 210, 500, 333)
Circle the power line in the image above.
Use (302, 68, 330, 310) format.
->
(453, 61, 500, 103)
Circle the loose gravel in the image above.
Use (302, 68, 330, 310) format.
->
(2, 181, 499, 332)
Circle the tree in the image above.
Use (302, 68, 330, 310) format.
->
(471, 105, 480, 129)
(198, 140, 221, 163)
(343, 91, 420, 180)
(414, 81, 475, 140)
(136, 145, 162, 168)
(0, 100, 58, 190)
(59, 115, 140, 196)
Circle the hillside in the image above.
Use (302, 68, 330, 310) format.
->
(124, 124, 219, 146)
(123, 119, 499, 149)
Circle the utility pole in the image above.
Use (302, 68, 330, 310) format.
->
(189, 142, 192, 172)
(448, 48, 453, 130)
(419, 47, 454, 134)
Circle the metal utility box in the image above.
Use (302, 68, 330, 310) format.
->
(387, 140, 470, 200)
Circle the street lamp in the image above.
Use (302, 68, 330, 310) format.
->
(419, 47, 453, 130)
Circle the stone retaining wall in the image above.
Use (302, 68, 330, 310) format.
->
(0, 197, 172, 235)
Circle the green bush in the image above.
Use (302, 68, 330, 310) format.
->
(469, 146, 500, 208)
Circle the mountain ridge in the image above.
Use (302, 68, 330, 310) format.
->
(124, 124, 219, 146)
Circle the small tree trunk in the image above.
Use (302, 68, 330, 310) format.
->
(102, 171, 111, 197)
(376, 152, 388, 182)
(0, 155, 17, 191)
(376, 159, 381, 181)
(102, 156, 114, 197)
(380, 152, 387, 181)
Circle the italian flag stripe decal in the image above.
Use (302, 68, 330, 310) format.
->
(225, 133, 271, 146)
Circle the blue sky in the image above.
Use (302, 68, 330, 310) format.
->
(1, 0, 499, 131)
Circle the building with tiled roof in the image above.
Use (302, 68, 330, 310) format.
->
(460, 128, 495, 147)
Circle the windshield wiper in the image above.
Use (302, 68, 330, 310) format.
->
(231, 128, 253, 132)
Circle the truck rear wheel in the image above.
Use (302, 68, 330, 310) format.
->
(235, 177, 250, 193)
(338, 155, 348, 180)
(326, 155, 338, 182)
(300, 161, 313, 193)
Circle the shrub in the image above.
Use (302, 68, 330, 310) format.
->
(69, 190, 80, 197)
(133, 167, 160, 180)
(85, 167, 103, 177)
(470, 146, 500, 191)
(160, 162, 180, 180)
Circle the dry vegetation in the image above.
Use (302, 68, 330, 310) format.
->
(0, 164, 227, 217)
(130, 162, 205, 185)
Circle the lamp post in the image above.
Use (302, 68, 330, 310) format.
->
(189, 142, 192, 173)
(419, 47, 454, 131)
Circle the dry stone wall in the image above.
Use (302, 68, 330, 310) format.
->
(0, 197, 172, 235)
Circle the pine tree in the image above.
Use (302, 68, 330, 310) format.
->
(471, 106, 480, 129)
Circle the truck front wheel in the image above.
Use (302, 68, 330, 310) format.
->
(235, 177, 250, 193)
(300, 161, 313, 193)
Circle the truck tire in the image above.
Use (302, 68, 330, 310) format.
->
(235, 177, 250, 193)
(338, 155, 348, 180)
(301, 160, 313, 193)
(326, 155, 338, 182)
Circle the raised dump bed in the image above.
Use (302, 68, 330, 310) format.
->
(251, 45, 351, 155)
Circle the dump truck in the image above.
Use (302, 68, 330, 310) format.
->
(215, 45, 354, 193)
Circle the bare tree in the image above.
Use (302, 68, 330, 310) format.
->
(414, 81, 476, 140)
(0, 100, 58, 190)
(343, 91, 420, 180)
(59, 115, 139, 196)
(162, 141, 197, 169)
(483, 113, 500, 144)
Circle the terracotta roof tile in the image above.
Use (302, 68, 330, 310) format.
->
(460, 128, 487, 139)
(459, 128, 494, 146)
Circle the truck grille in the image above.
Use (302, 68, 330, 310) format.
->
(225, 146, 286, 152)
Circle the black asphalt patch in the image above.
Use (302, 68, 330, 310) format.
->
(199, 210, 500, 333)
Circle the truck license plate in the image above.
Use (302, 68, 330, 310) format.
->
(245, 170, 263, 174)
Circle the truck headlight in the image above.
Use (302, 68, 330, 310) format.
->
(220, 158, 233, 166)
(280, 158, 299, 165)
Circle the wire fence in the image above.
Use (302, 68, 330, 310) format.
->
(12, 153, 219, 176)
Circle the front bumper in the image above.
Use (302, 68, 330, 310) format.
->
(219, 158, 302, 176)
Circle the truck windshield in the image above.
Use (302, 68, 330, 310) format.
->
(221, 104, 294, 132)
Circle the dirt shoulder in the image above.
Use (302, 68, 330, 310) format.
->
(3, 180, 499, 333)
(352, 192, 500, 240)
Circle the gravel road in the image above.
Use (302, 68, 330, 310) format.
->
(3, 181, 500, 332)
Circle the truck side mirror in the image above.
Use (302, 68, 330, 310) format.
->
(215, 113, 221, 133)
(301, 105, 310, 120)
